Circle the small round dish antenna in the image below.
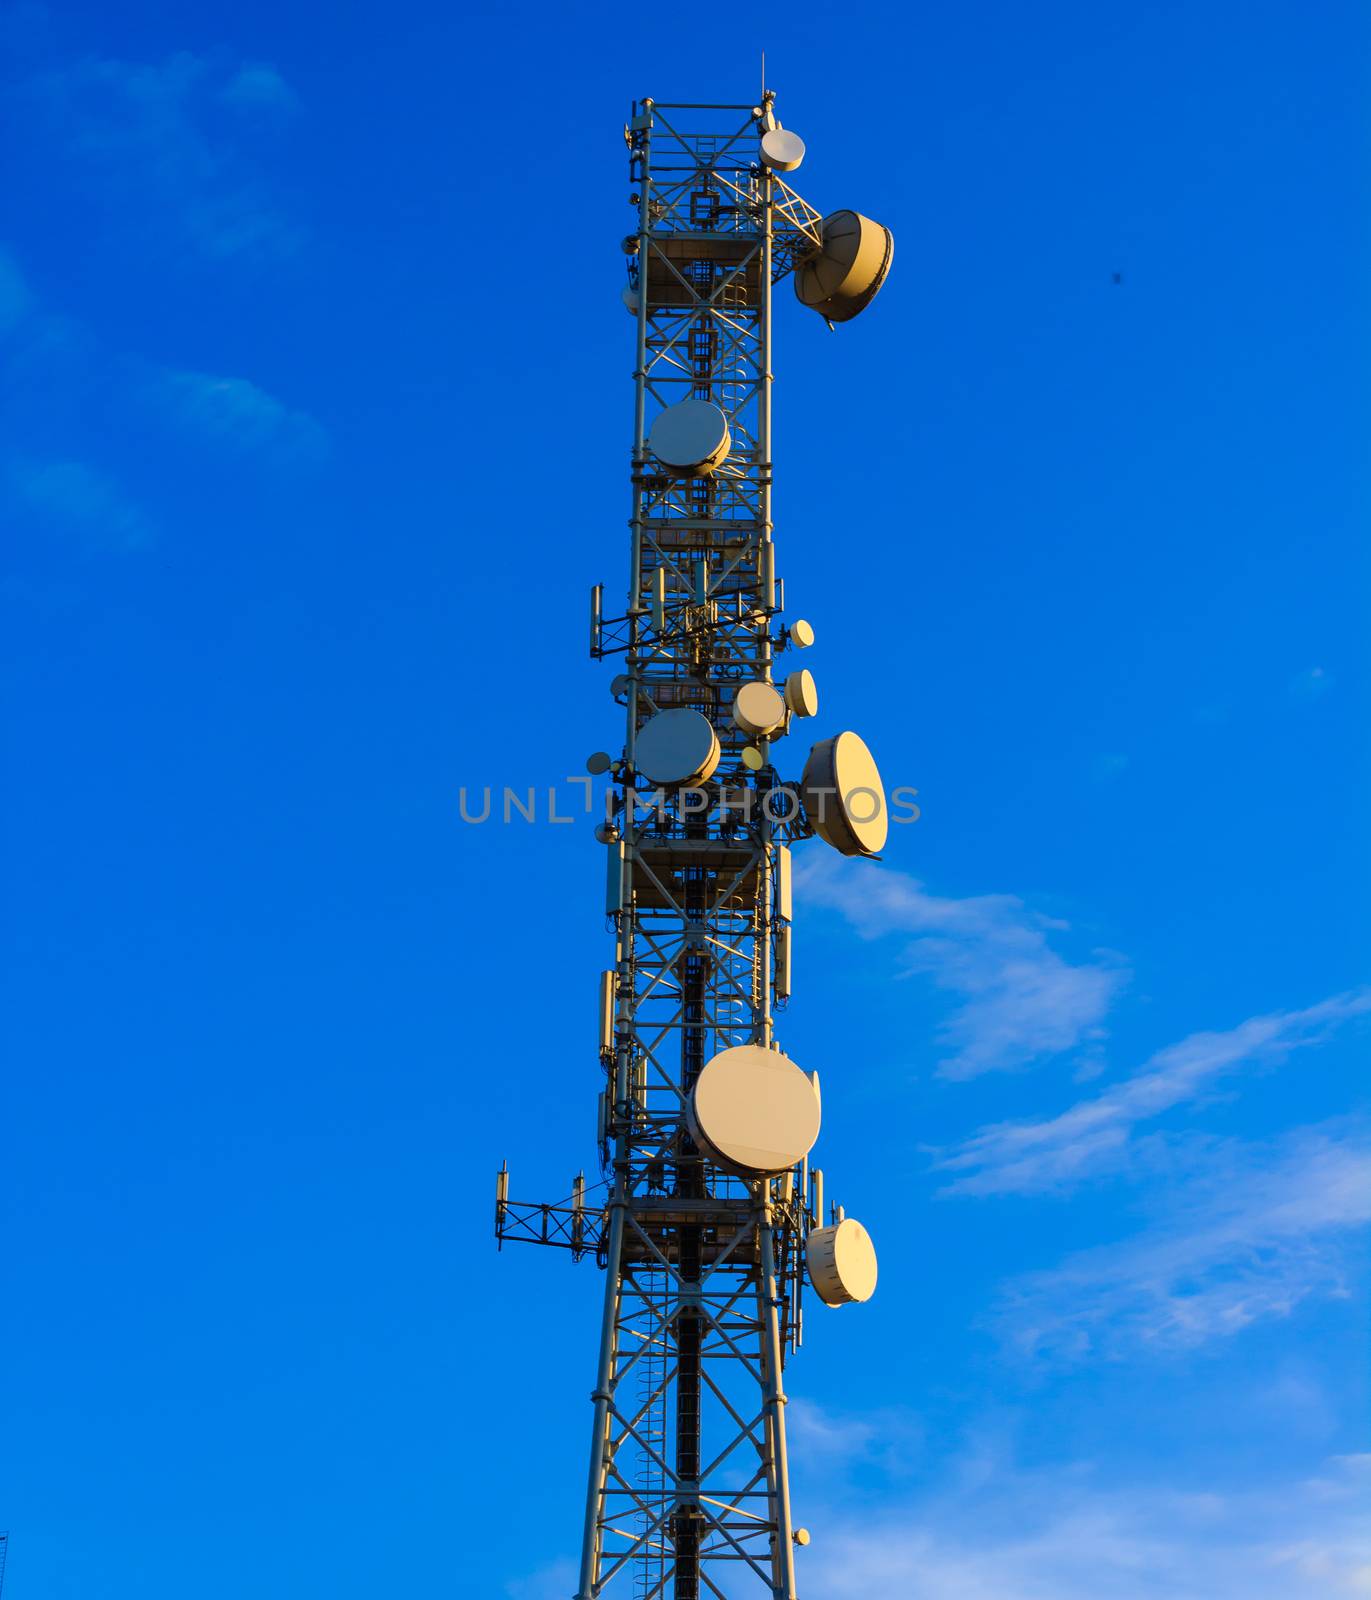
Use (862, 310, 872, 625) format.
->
(741, 745, 764, 772)
(621, 285, 640, 315)
(805, 1217, 878, 1306)
(801, 731, 888, 857)
(795, 211, 894, 324)
(649, 399, 731, 477)
(687, 1044, 822, 1176)
(586, 751, 613, 775)
(635, 708, 721, 787)
(760, 127, 806, 173)
(784, 670, 819, 719)
(732, 681, 787, 740)
(789, 619, 816, 649)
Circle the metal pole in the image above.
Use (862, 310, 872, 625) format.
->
(576, 1184, 627, 1600)
(757, 1190, 798, 1598)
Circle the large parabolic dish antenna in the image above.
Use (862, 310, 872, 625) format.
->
(649, 397, 732, 476)
(795, 210, 894, 323)
(801, 730, 889, 856)
(687, 1045, 822, 1177)
(635, 708, 722, 788)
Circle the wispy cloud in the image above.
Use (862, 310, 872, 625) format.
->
(218, 62, 298, 115)
(798, 855, 1127, 1078)
(503, 1558, 577, 1600)
(6, 455, 153, 549)
(157, 369, 327, 460)
(788, 1397, 924, 1480)
(804, 1453, 1371, 1599)
(0, 243, 32, 333)
(0, 248, 326, 490)
(940, 989, 1371, 1196)
(1289, 665, 1334, 701)
(20, 49, 301, 258)
(996, 1124, 1371, 1361)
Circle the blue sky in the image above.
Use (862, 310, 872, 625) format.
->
(1, 2, 1367, 1595)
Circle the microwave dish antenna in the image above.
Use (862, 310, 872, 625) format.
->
(733, 681, 788, 740)
(796, 210, 895, 323)
(761, 126, 806, 171)
(648, 397, 731, 476)
(802, 731, 889, 857)
(635, 708, 721, 787)
(806, 1216, 879, 1305)
(784, 669, 819, 719)
(686, 1044, 822, 1176)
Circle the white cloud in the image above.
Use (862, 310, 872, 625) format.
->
(219, 63, 298, 114)
(26, 50, 300, 258)
(788, 1396, 879, 1459)
(797, 855, 1126, 1078)
(159, 369, 327, 459)
(503, 1557, 577, 1600)
(802, 1453, 1371, 1600)
(788, 1397, 924, 1479)
(995, 1125, 1371, 1361)
(940, 989, 1371, 1197)
(7, 455, 152, 549)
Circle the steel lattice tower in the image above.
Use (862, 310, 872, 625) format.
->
(497, 90, 893, 1600)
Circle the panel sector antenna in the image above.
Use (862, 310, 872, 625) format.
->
(494, 89, 897, 1600)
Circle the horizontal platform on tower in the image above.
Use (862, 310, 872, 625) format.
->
(631, 839, 762, 909)
(645, 232, 762, 307)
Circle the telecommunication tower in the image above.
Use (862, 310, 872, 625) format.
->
(496, 90, 894, 1599)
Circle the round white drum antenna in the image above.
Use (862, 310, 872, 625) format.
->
(784, 670, 819, 719)
(760, 127, 806, 172)
(732, 681, 787, 740)
(687, 1044, 822, 1177)
(801, 731, 888, 857)
(635, 709, 721, 788)
(805, 1217, 878, 1306)
(649, 399, 731, 477)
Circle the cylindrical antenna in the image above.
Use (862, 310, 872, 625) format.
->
(589, 583, 603, 656)
(598, 970, 615, 1058)
(495, 1162, 510, 1249)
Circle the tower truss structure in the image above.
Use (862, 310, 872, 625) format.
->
(497, 91, 892, 1600)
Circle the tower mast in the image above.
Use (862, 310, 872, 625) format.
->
(498, 91, 894, 1599)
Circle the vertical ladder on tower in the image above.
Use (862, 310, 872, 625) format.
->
(633, 1268, 668, 1600)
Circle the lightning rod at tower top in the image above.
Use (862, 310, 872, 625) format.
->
(496, 88, 895, 1599)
